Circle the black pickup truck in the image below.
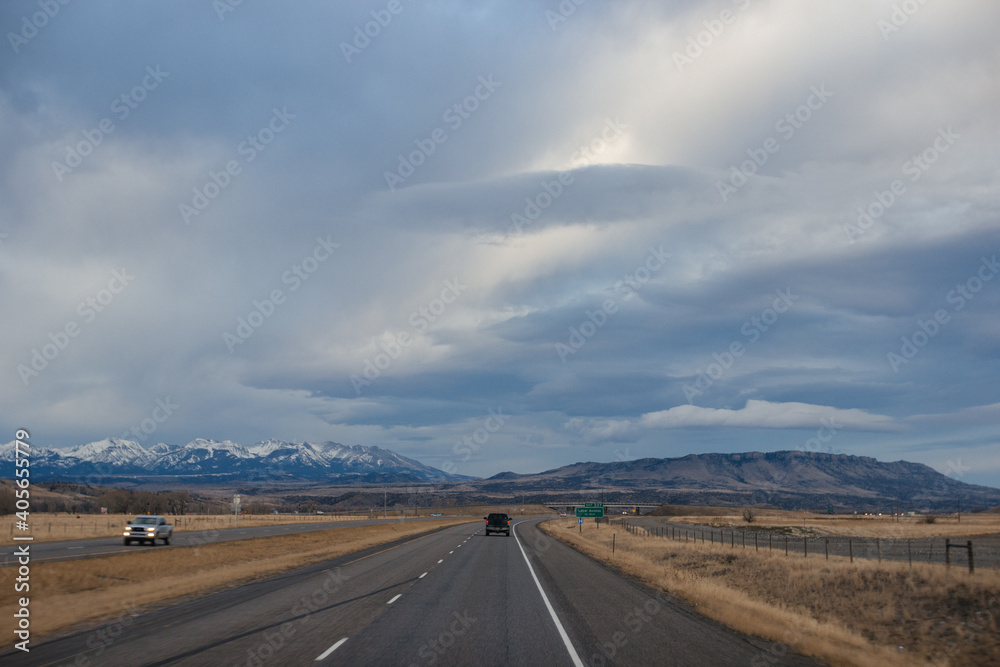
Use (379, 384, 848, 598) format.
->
(484, 512, 511, 536)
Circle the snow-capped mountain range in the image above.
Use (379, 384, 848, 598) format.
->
(0, 437, 468, 483)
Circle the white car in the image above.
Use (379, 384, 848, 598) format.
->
(123, 515, 173, 546)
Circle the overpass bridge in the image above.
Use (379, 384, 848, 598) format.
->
(546, 503, 660, 515)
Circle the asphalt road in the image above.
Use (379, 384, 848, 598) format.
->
(0, 517, 453, 566)
(1, 518, 818, 666)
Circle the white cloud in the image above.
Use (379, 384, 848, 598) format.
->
(638, 400, 898, 432)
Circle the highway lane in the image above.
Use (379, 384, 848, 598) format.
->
(1, 518, 818, 666)
(0, 517, 458, 565)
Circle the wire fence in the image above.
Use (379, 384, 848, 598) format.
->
(609, 518, 999, 573)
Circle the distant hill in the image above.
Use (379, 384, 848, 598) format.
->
(0, 437, 471, 484)
(474, 451, 1000, 512)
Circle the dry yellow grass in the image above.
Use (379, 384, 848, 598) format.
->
(0, 512, 372, 545)
(664, 511, 1000, 538)
(0, 518, 476, 642)
(542, 519, 1000, 667)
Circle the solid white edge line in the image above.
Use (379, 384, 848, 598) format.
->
(315, 637, 348, 661)
(512, 521, 585, 667)
(388, 593, 402, 604)
(419, 572, 427, 578)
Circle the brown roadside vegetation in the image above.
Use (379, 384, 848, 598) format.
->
(653, 507, 1000, 538)
(542, 519, 1000, 667)
(0, 518, 476, 643)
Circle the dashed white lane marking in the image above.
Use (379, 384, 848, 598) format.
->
(419, 572, 428, 578)
(438, 559, 444, 563)
(449, 550, 453, 554)
(388, 594, 402, 604)
(315, 637, 348, 661)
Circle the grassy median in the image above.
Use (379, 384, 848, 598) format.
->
(542, 519, 1000, 667)
(1, 518, 476, 643)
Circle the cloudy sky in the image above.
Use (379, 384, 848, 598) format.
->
(2, 0, 998, 486)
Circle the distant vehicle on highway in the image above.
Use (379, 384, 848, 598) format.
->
(559, 512, 567, 517)
(484, 512, 511, 536)
(123, 515, 173, 546)
(430, 512, 442, 516)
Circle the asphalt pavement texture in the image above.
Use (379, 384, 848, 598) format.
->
(1, 518, 818, 666)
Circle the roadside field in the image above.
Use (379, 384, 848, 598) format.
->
(0, 513, 368, 545)
(542, 519, 1000, 667)
(0, 518, 477, 643)
(659, 510, 1000, 538)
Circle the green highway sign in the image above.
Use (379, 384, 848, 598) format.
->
(584, 502, 603, 508)
(575, 507, 604, 518)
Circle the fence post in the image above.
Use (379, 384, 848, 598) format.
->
(755, 532, 759, 552)
(968, 541, 974, 574)
(824, 538, 828, 560)
(785, 536, 788, 557)
(804, 537, 808, 558)
(946, 539, 951, 568)
(613, 533, 615, 554)
(849, 539, 853, 563)
(742, 532, 745, 548)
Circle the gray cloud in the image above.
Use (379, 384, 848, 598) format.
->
(2, 0, 998, 485)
